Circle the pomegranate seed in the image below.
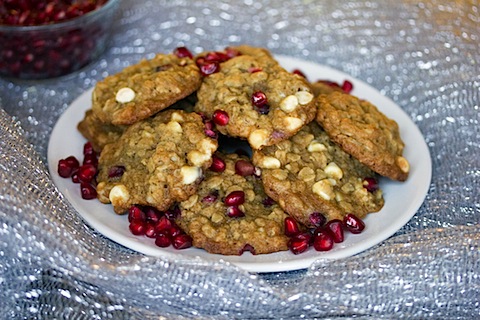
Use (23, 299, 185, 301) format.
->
(324, 219, 344, 243)
(155, 216, 173, 234)
(205, 51, 229, 63)
(169, 224, 183, 238)
(212, 109, 229, 126)
(288, 233, 311, 255)
(199, 61, 220, 76)
(363, 177, 379, 193)
(224, 47, 240, 59)
(173, 46, 193, 59)
(128, 206, 146, 223)
(77, 164, 97, 183)
(155, 232, 171, 247)
(83, 153, 98, 166)
(172, 234, 193, 249)
(224, 190, 245, 206)
(284, 217, 300, 237)
(292, 69, 306, 78)
(57, 156, 79, 178)
(210, 155, 226, 172)
(239, 244, 256, 255)
(309, 212, 326, 227)
(251, 91, 270, 114)
(234, 159, 255, 176)
(71, 171, 80, 183)
(342, 80, 354, 93)
(80, 182, 97, 200)
(226, 206, 245, 218)
(108, 165, 126, 178)
(83, 142, 95, 156)
(248, 67, 262, 73)
(202, 190, 219, 203)
(144, 222, 157, 238)
(165, 206, 180, 220)
(144, 207, 161, 223)
(313, 228, 334, 251)
(343, 214, 365, 234)
(129, 220, 146, 236)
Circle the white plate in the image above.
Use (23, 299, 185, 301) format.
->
(47, 56, 432, 273)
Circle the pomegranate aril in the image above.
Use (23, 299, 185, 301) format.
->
(155, 216, 173, 233)
(292, 69, 306, 78)
(309, 212, 326, 227)
(83, 141, 95, 156)
(205, 51, 229, 63)
(224, 190, 245, 206)
(226, 206, 245, 218)
(202, 190, 219, 203)
(239, 244, 256, 255)
(262, 196, 275, 207)
(173, 46, 193, 59)
(251, 91, 268, 107)
(77, 164, 97, 183)
(144, 222, 157, 238)
(128, 206, 146, 223)
(210, 155, 226, 172)
(212, 109, 229, 126)
(341, 80, 354, 93)
(80, 182, 97, 200)
(57, 156, 79, 178)
(224, 47, 240, 59)
(199, 61, 220, 76)
(313, 228, 334, 251)
(108, 165, 126, 178)
(343, 214, 365, 234)
(248, 67, 262, 73)
(234, 159, 255, 176)
(169, 224, 183, 238)
(288, 233, 311, 255)
(284, 217, 300, 237)
(324, 219, 344, 243)
(155, 232, 171, 247)
(83, 153, 98, 166)
(165, 205, 180, 220)
(363, 177, 379, 193)
(172, 234, 193, 250)
(129, 220, 146, 236)
(144, 207, 161, 223)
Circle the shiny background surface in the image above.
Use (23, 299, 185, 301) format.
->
(1, 0, 479, 318)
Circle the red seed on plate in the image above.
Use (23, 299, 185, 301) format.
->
(128, 205, 146, 222)
(284, 217, 300, 237)
(324, 219, 344, 243)
(172, 234, 193, 250)
(80, 182, 97, 200)
(313, 228, 334, 251)
(155, 232, 171, 247)
(343, 213, 365, 234)
(288, 232, 311, 255)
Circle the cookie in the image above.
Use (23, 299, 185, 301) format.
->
(252, 121, 384, 228)
(309, 80, 344, 97)
(77, 109, 126, 152)
(176, 152, 289, 255)
(195, 51, 316, 150)
(92, 53, 202, 126)
(316, 91, 409, 181)
(96, 110, 218, 214)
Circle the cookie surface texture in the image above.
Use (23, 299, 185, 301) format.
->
(96, 110, 218, 214)
(195, 50, 317, 150)
(253, 122, 384, 228)
(77, 109, 126, 152)
(176, 153, 289, 255)
(92, 53, 202, 125)
(316, 92, 409, 181)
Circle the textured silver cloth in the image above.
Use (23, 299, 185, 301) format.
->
(1, 0, 479, 318)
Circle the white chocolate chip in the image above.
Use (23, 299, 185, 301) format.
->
(261, 156, 281, 169)
(181, 166, 201, 184)
(307, 140, 327, 152)
(312, 179, 335, 200)
(295, 91, 314, 105)
(115, 87, 135, 103)
(324, 162, 343, 180)
(188, 150, 211, 166)
(279, 95, 299, 113)
(248, 129, 269, 149)
(200, 138, 217, 154)
(171, 111, 185, 122)
(396, 156, 410, 173)
(109, 184, 130, 205)
(166, 121, 183, 133)
(284, 117, 304, 131)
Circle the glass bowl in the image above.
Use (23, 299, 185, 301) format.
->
(0, 0, 120, 80)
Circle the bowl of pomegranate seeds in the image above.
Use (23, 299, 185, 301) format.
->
(0, 0, 120, 79)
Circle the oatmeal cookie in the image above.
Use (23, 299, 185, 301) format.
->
(252, 122, 384, 228)
(176, 153, 289, 255)
(316, 91, 409, 181)
(92, 53, 202, 126)
(77, 109, 126, 152)
(195, 52, 316, 150)
(96, 110, 218, 214)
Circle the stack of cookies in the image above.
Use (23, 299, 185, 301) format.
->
(78, 45, 410, 255)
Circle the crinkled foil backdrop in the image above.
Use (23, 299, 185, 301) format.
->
(1, 0, 479, 318)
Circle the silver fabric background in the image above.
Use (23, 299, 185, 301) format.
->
(1, 0, 479, 318)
